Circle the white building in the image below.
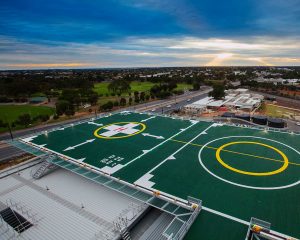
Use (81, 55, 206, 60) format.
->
(184, 89, 263, 113)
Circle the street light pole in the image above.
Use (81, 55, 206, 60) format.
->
(4, 115, 13, 141)
(8, 123, 13, 141)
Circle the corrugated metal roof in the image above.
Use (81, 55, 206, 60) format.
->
(0, 166, 145, 240)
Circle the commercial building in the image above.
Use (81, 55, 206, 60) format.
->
(184, 89, 264, 113)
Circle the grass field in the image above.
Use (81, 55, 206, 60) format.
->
(0, 105, 55, 123)
(0, 105, 55, 133)
(21, 111, 300, 239)
(264, 103, 300, 119)
(93, 81, 192, 95)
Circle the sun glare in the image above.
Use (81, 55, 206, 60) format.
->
(206, 52, 233, 66)
(216, 53, 233, 59)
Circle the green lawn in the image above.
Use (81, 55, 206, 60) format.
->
(93, 81, 192, 96)
(0, 105, 55, 123)
(176, 83, 193, 91)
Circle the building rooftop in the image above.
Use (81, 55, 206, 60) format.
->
(0, 164, 145, 240)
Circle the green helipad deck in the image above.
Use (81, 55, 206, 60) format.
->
(20, 111, 300, 239)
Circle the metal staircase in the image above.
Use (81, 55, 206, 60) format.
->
(31, 154, 58, 179)
(114, 211, 132, 240)
(121, 229, 132, 240)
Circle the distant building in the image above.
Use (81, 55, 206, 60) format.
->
(184, 89, 263, 113)
(29, 97, 48, 104)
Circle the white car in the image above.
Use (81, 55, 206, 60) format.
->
(187, 99, 191, 102)
(166, 105, 172, 108)
(151, 109, 156, 112)
(296, 122, 300, 126)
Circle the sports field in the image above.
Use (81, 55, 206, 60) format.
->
(0, 105, 55, 123)
(21, 111, 300, 239)
(93, 81, 192, 95)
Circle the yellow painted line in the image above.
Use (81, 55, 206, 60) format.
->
(216, 141, 289, 176)
(170, 139, 300, 167)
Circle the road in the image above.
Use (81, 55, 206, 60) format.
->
(0, 88, 211, 161)
(2, 87, 299, 162)
(250, 90, 300, 109)
(0, 87, 211, 141)
(0, 142, 25, 163)
(285, 119, 300, 132)
(150, 91, 209, 114)
(250, 90, 300, 131)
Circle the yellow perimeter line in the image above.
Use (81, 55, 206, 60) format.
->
(170, 139, 300, 167)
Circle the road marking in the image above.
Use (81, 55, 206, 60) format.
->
(88, 121, 103, 126)
(170, 139, 300, 167)
(216, 141, 289, 176)
(37, 144, 47, 147)
(63, 139, 95, 151)
(22, 136, 37, 142)
(143, 124, 214, 175)
(142, 133, 164, 140)
(198, 136, 300, 190)
(141, 116, 156, 122)
(123, 121, 199, 167)
(202, 206, 249, 225)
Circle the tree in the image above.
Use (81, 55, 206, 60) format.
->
(140, 92, 145, 102)
(150, 84, 174, 99)
(65, 108, 75, 116)
(120, 98, 126, 106)
(192, 82, 200, 91)
(56, 100, 71, 116)
(60, 89, 81, 107)
(17, 114, 31, 127)
(87, 92, 99, 106)
(100, 101, 114, 111)
(36, 114, 50, 122)
(134, 91, 140, 103)
(209, 84, 225, 100)
(108, 79, 131, 95)
(113, 100, 119, 107)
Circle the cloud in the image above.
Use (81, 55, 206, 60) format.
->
(0, 35, 300, 69)
(0, 0, 300, 71)
(4, 63, 92, 68)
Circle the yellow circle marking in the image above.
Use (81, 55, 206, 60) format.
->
(215, 141, 289, 176)
(94, 122, 146, 139)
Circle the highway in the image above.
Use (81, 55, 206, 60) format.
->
(0, 87, 211, 141)
(1, 87, 299, 163)
(250, 91, 300, 131)
(0, 88, 211, 161)
(135, 87, 211, 114)
(0, 142, 25, 163)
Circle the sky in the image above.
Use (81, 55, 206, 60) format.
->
(0, 0, 300, 69)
